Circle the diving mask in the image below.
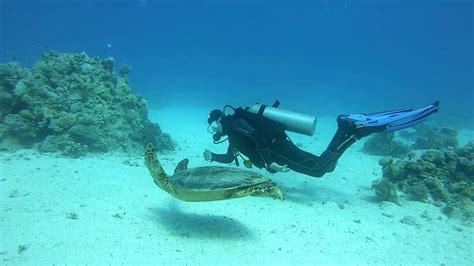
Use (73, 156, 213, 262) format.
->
(207, 120, 222, 134)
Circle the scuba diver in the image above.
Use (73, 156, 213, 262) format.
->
(204, 100, 439, 177)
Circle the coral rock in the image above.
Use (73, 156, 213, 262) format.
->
(0, 51, 176, 156)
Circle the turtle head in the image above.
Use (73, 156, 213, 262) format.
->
(249, 181, 284, 200)
(144, 143, 171, 192)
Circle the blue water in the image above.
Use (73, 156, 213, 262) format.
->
(1, 0, 473, 125)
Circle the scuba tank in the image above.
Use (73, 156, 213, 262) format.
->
(246, 100, 317, 136)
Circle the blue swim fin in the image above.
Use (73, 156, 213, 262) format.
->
(338, 101, 439, 138)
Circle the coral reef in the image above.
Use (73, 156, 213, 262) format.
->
(362, 132, 410, 158)
(0, 62, 28, 120)
(0, 51, 175, 157)
(411, 124, 458, 150)
(371, 178, 400, 205)
(362, 124, 458, 158)
(374, 142, 474, 221)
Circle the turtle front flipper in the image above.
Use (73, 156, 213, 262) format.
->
(248, 181, 284, 200)
(144, 143, 173, 193)
(174, 159, 189, 173)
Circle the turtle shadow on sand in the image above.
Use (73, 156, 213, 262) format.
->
(281, 182, 351, 205)
(149, 201, 255, 240)
(356, 185, 383, 204)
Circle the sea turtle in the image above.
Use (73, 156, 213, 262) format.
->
(144, 143, 284, 202)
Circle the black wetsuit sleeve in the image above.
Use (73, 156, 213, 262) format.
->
(211, 144, 235, 163)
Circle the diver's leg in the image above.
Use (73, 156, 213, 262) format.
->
(270, 138, 337, 177)
(316, 101, 440, 171)
(269, 101, 439, 178)
(316, 126, 359, 173)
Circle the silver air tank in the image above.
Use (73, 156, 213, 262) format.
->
(247, 104, 317, 136)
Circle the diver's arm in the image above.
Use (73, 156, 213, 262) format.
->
(210, 145, 235, 163)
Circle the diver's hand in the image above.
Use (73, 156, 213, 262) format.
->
(269, 163, 290, 173)
(203, 149, 212, 161)
(279, 164, 290, 173)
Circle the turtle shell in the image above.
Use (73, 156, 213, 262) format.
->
(170, 166, 270, 192)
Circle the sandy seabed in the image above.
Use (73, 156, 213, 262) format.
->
(1, 107, 473, 265)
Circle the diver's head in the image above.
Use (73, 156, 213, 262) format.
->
(207, 109, 224, 141)
(207, 109, 223, 125)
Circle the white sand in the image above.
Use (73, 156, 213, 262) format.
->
(1, 107, 473, 265)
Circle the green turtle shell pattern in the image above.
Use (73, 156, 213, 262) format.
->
(170, 166, 271, 192)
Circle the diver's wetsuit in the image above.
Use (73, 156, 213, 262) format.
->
(210, 108, 355, 177)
